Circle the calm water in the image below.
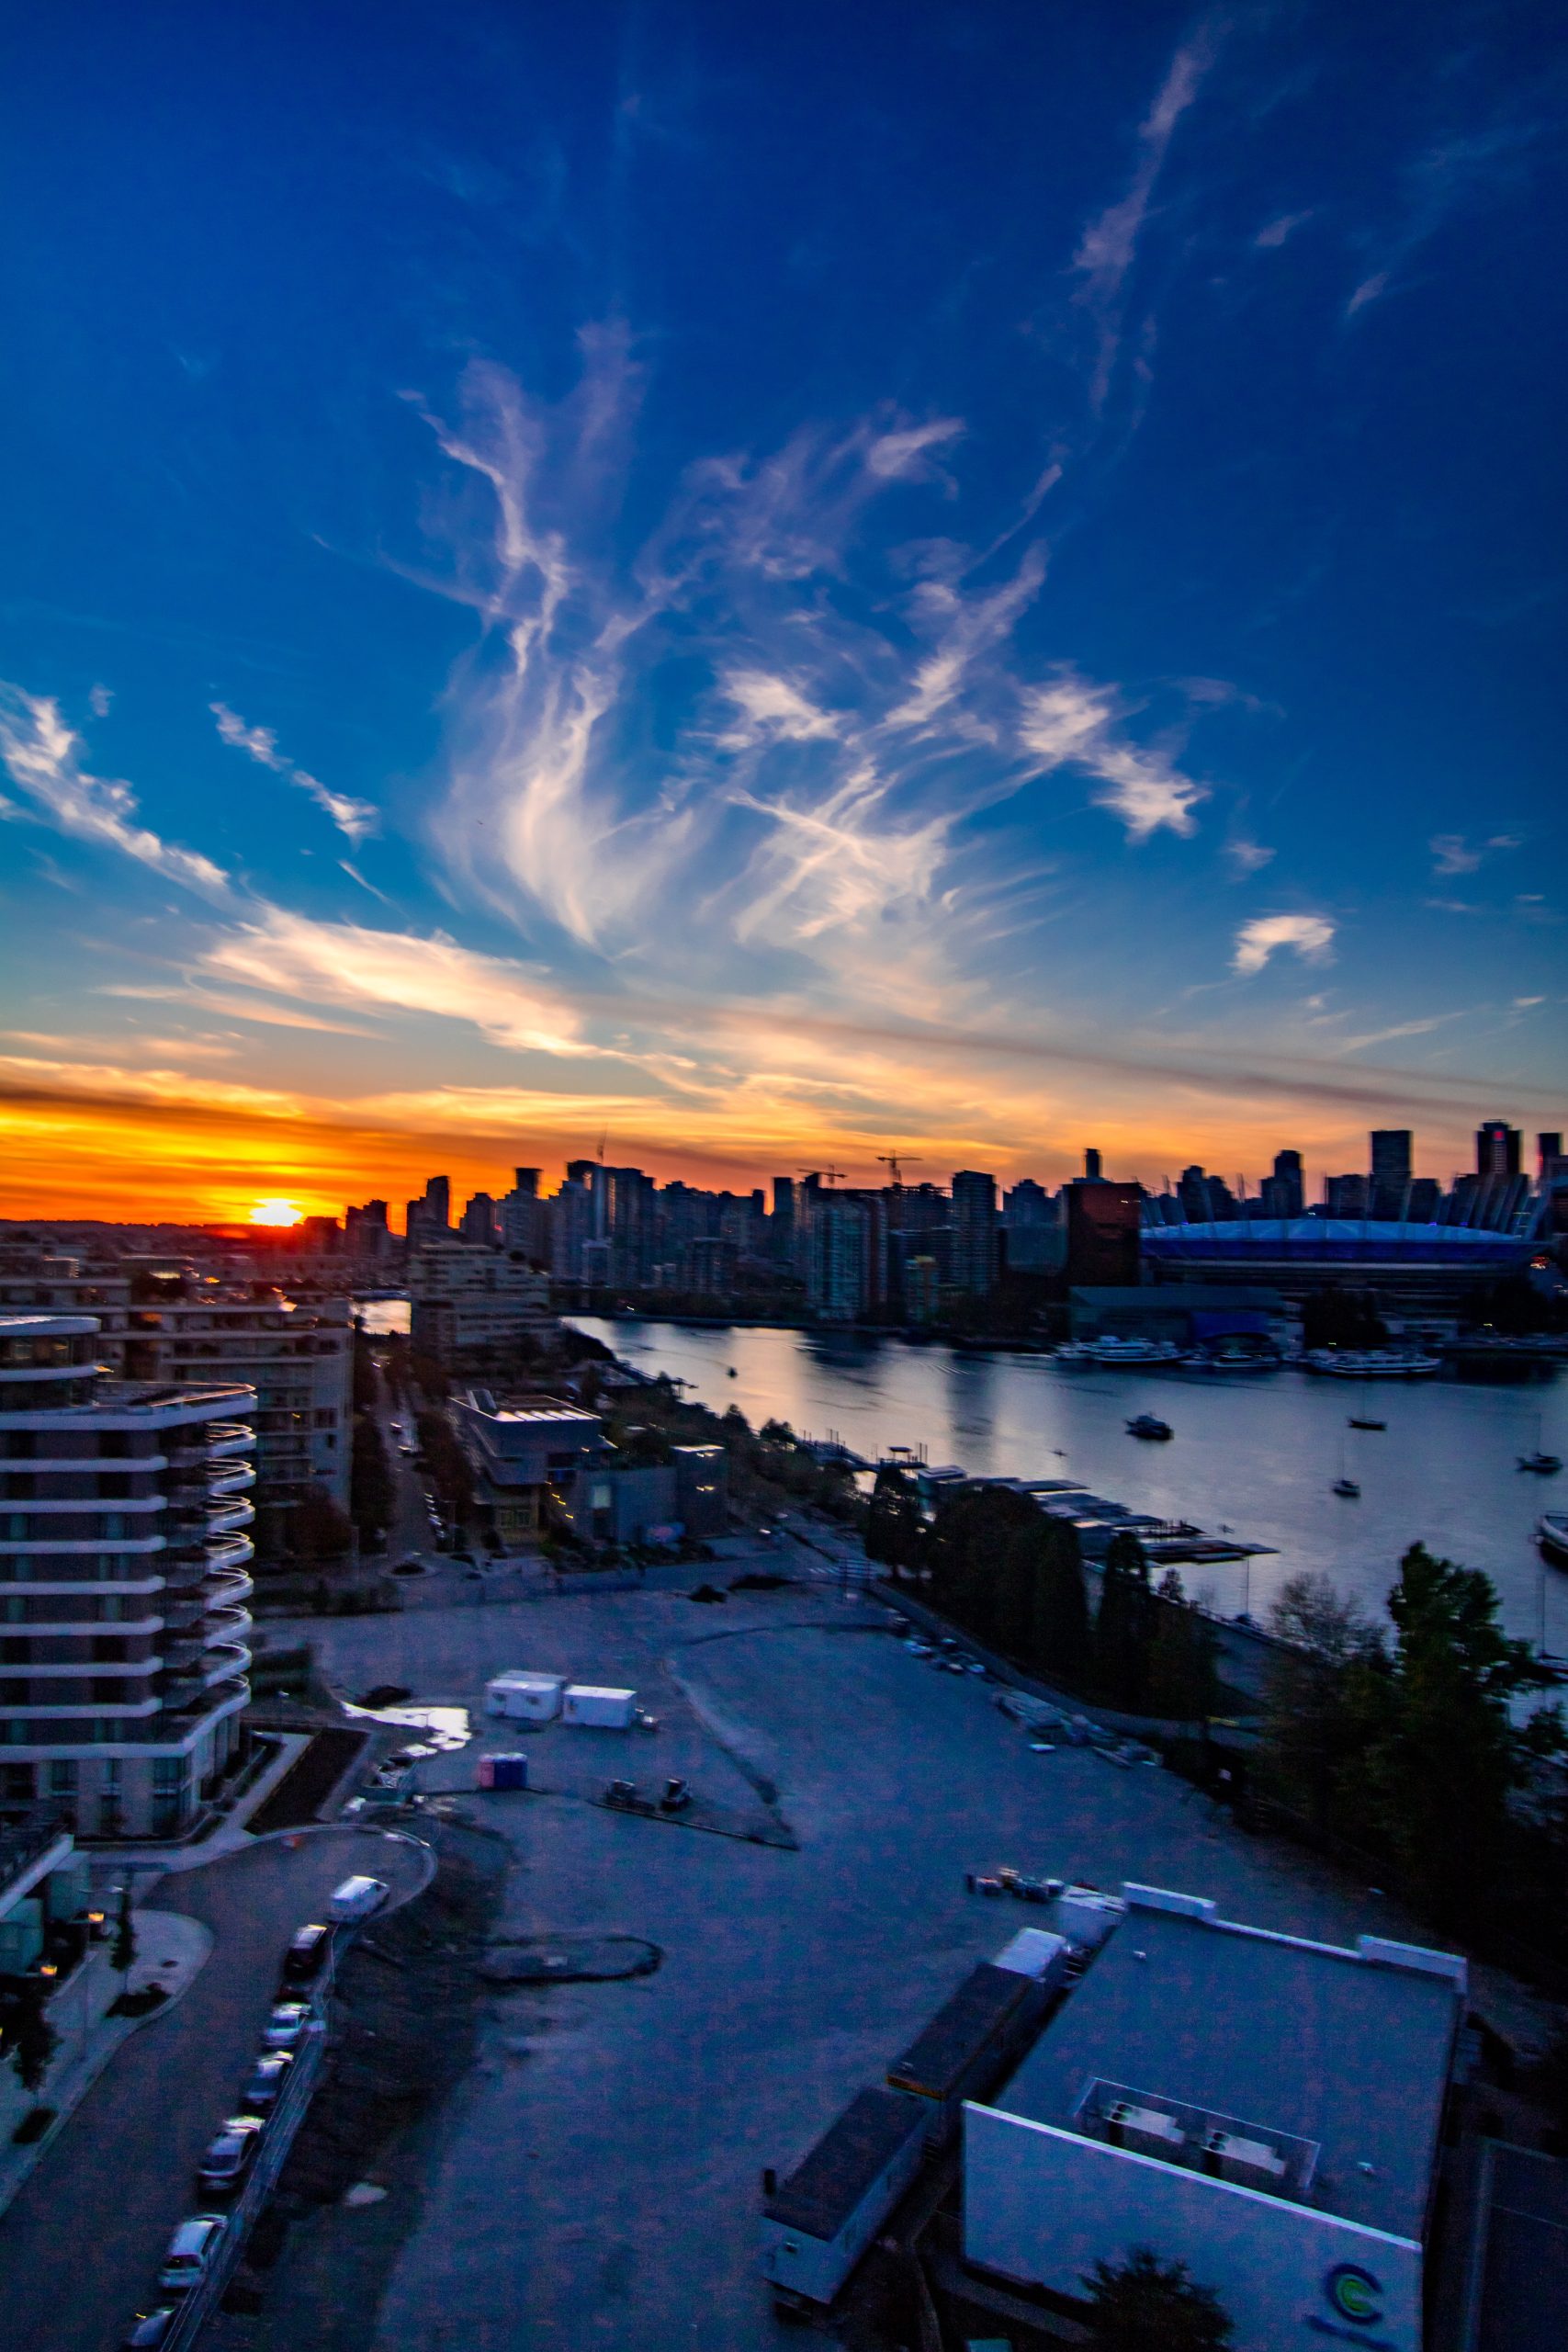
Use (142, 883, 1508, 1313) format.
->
(574, 1317, 1568, 1649)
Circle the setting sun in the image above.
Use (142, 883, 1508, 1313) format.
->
(249, 1197, 304, 1228)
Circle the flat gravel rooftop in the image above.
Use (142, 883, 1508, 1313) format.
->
(989, 1905, 1461, 2240)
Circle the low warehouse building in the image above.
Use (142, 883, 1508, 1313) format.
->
(964, 1884, 1465, 2352)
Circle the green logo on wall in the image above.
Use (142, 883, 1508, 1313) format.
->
(1325, 2265, 1382, 2325)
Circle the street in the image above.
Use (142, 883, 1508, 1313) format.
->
(0, 1826, 428, 2352)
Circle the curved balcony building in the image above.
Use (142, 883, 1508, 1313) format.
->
(0, 1313, 256, 1840)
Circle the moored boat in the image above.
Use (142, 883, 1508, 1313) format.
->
(1126, 1413, 1173, 1441)
(1540, 1513, 1568, 1569)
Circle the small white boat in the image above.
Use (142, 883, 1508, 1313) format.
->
(1540, 1513, 1568, 1569)
(1091, 1337, 1184, 1366)
(1304, 1347, 1440, 1378)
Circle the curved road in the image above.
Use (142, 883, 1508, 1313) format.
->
(0, 1826, 429, 2352)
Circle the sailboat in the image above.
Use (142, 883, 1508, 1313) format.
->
(1332, 1434, 1359, 1498)
(1517, 1414, 1562, 1475)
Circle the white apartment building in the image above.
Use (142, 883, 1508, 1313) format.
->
(0, 1314, 256, 1839)
(409, 1238, 554, 1363)
(0, 1252, 352, 1536)
(120, 1289, 352, 1524)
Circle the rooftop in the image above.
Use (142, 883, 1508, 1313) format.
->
(462, 1388, 600, 1426)
(986, 1892, 1463, 2241)
(765, 2086, 925, 2240)
(1144, 1217, 1529, 1265)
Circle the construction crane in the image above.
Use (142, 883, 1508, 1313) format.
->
(798, 1165, 847, 1189)
(876, 1152, 921, 1189)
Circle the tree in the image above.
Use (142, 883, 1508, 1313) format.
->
(290, 1484, 354, 1566)
(350, 1413, 393, 1550)
(8, 1991, 59, 2098)
(112, 1879, 137, 1986)
(1261, 1573, 1390, 1838)
(1363, 1544, 1562, 1924)
(1095, 1533, 1154, 1708)
(866, 1465, 920, 1573)
(1147, 1587, 1221, 1722)
(1026, 1519, 1091, 1685)
(1082, 2249, 1234, 2350)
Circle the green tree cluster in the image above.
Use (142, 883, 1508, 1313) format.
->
(921, 1486, 1091, 1687)
(350, 1412, 393, 1551)
(1083, 2248, 1234, 2349)
(1262, 1545, 1565, 1939)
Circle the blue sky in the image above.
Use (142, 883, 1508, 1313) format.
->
(1, 1, 1564, 1218)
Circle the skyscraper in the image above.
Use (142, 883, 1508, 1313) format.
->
(806, 1192, 874, 1322)
(500, 1168, 549, 1261)
(949, 1170, 998, 1295)
(459, 1192, 499, 1244)
(1370, 1130, 1412, 1219)
(406, 1174, 451, 1239)
(1260, 1149, 1304, 1219)
(1476, 1121, 1521, 1180)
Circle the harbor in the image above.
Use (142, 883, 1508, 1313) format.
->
(572, 1317, 1568, 1650)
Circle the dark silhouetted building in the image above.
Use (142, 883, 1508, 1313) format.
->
(1260, 1149, 1303, 1219)
(459, 1192, 499, 1245)
(1066, 1178, 1142, 1286)
(950, 1170, 998, 1295)
(1476, 1121, 1521, 1180)
(1371, 1129, 1413, 1220)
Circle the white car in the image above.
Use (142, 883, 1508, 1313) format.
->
(328, 1873, 389, 1923)
(159, 2213, 228, 2293)
(263, 2000, 311, 2049)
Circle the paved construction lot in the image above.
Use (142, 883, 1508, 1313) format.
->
(271, 1565, 1438, 2352)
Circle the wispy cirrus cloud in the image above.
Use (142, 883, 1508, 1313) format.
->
(1224, 836, 1275, 877)
(1254, 209, 1315, 250)
(1018, 673, 1206, 839)
(1429, 830, 1520, 876)
(1347, 120, 1541, 317)
(1233, 911, 1336, 975)
(210, 702, 379, 844)
(1072, 21, 1223, 411)
(0, 684, 231, 899)
(201, 904, 603, 1057)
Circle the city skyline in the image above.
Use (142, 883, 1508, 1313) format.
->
(2, 6, 1565, 1221)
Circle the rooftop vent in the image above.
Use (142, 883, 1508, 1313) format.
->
(1076, 2079, 1317, 2203)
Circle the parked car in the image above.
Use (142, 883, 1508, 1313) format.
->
(241, 2049, 295, 2109)
(159, 2213, 228, 2294)
(263, 2000, 311, 2050)
(281, 1921, 332, 1984)
(118, 2310, 177, 2350)
(197, 2116, 265, 2194)
(328, 1873, 389, 1923)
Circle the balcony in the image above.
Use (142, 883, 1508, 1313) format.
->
(206, 1498, 256, 1537)
(200, 1641, 252, 1686)
(202, 1566, 254, 1607)
(207, 1462, 256, 1499)
(202, 1606, 250, 1645)
(207, 1423, 254, 1460)
(206, 1536, 255, 1572)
